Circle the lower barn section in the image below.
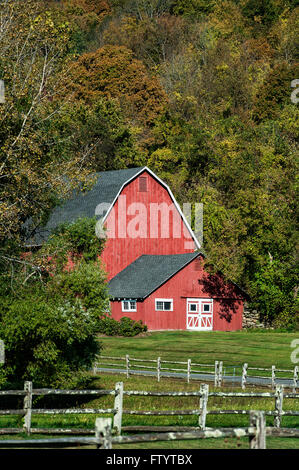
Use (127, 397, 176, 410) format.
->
(110, 295, 243, 332)
(108, 253, 247, 332)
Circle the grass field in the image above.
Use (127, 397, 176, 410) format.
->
(97, 330, 298, 369)
(0, 330, 298, 449)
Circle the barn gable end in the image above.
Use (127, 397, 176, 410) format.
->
(100, 168, 200, 279)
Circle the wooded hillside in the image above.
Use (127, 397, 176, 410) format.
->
(0, 0, 298, 335)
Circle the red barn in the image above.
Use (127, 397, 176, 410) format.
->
(26, 166, 248, 331)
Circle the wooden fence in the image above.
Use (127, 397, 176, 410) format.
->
(95, 355, 299, 390)
(0, 413, 299, 449)
(0, 381, 298, 436)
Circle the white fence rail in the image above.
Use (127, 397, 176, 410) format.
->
(95, 355, 299, 390)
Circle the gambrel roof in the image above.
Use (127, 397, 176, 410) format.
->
(108, 252, 204, 300)
(24, 167, 146, 246)
(24, 166, 200, 249)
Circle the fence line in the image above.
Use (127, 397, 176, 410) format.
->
(1, 413, 299, 449)
(0, 381, 298, 436)
(96, 355, 299, 390)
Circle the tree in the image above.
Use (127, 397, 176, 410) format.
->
(250, 260, 298, 329)
(0, 0, 94, 245)
(253, 62, 299, 122)
(0, 218, 109, 387)
(102, 13, 188, 67)
(66, 45, 167, 126)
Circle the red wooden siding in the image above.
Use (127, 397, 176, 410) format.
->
(101, 170, 196, 280)
(110, 256, 243, 331)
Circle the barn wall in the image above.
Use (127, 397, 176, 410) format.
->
(110, 256, 244, 331)
(101, 170, 196, 280)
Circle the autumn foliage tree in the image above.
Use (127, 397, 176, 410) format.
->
(0, 0, 94, 244)
(66, 45, 167, 126)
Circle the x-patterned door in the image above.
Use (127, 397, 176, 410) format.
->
(186, 298, 213, 330)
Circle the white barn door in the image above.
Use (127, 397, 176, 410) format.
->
(186, 298, 213, 331)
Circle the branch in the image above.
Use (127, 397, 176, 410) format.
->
(11, 51, 48, 148)
(1, 255, 42, 271)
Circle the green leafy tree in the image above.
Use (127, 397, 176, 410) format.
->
(250, 260, 298, 329)
(0, 218, 109, 387)
(0, 297, 102, 387)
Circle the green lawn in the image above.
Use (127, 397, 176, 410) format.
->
(98, 330, 298, 370)
(0, 330, 298, 449)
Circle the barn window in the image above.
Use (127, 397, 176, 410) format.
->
(155, 299, 173, 311)
(139, 176, 148, 192)
(122, 300, 137, 312)
(203, 304, 211, 312)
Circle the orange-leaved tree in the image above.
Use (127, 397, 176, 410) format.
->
(66, 45, 167, 126)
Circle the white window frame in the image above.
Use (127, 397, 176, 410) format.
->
(122, 300, 137, 312)
(155, 298, 173, 312)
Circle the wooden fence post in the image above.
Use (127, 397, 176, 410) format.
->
(271, 365, 276, 389)
(113, 382, 124, 434)
(249, 410, 266, 449)
(126, 354, 130, 378)
(23, 381, 32, 435)
(218, 361, 223, 387)
(157, 357, 161, 382)
(198, 383, 209, 430)
(95, 417, 112, 449)
(274, 385, 284, 428)
(293, 366, 298, 392)
(113, 382, 124, 435)
(214, 361, 219, 387)
(187, 359, 191, 384)
(242, 363, 248, 390)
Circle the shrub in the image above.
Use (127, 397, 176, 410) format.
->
(119, 317, 147, 337)
(98, 316, 120, 336)
(0, 297, 102, 388)
(98, 315, 147, 336)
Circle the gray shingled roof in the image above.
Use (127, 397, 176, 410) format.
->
(24, 167, 146, 246)
(108, 252, 203, 300)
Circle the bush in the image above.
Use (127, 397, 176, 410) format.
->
(119, 317, 148, 336)
(98, 316, 147, 337)
(0, 296, 102, 388)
